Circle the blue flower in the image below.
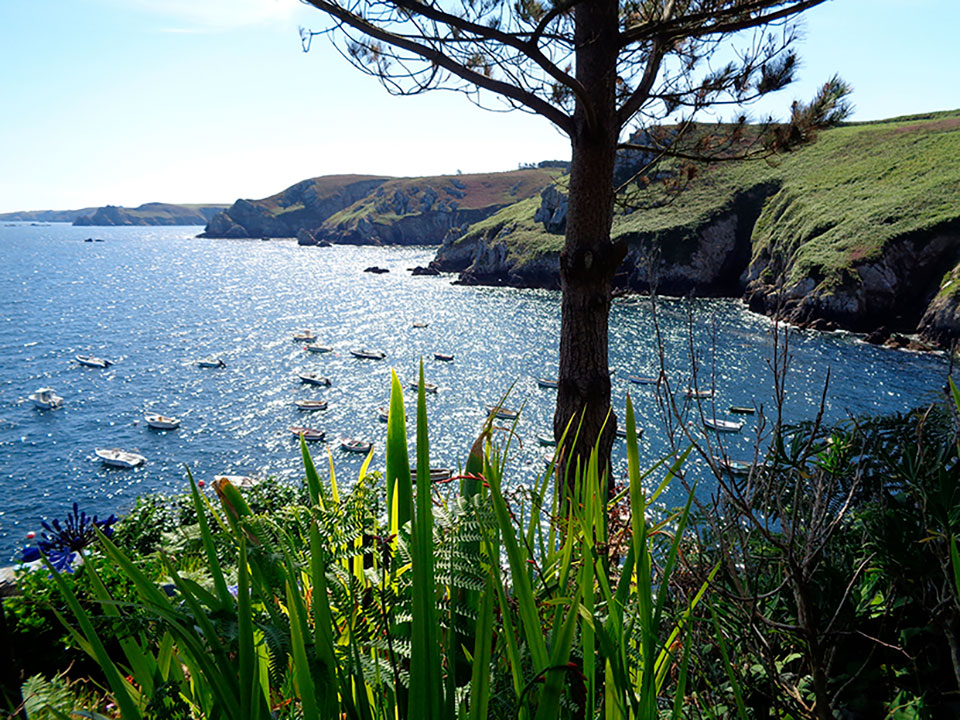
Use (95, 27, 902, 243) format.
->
(21, 502, 118, 573)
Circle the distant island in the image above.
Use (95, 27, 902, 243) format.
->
(0, 202, 229, 226)
(198, 112, 960, 349)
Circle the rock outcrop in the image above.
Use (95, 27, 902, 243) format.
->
(201, 176, 389, 238)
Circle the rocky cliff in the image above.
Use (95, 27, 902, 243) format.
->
(201, 176, 388, 238)
(314, 169, 563, 245)
(74, 203, 227, 226)
(434, 111, 960, 348)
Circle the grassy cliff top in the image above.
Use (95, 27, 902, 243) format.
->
(454, 110, 960, 280)
(324, 168, 563, 226)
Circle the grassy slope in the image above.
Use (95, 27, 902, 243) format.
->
(323, 168, 563, 227)
(455, 111, 960, 282)
(252, 175, 391, 219)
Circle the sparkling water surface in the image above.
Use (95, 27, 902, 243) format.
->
(0, 224, 949, 561)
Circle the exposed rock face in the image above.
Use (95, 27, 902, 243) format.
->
(200, 176, 388, 238)
(919, 267, 960, 346)
(746, 222, 960, 334)
(318, 207, 497, 246)
(73, 203, 226, 226)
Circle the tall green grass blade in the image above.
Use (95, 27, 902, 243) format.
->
(710, 599, 749, 720)
(469, 576, 497, 720)
(409, 362, 443, 719)
(43, 560, 143, 720)
(301, 434, 325, 508)
(309, 522, 340, 718)
(188, 470, 233, 609)
(237, 540, 257, 720)
(286, 578, 320, 720)
(533, 586, 582, 720)
(386, 369, 412, 530)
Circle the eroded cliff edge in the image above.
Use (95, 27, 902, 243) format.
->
(433, 111, 960, 348)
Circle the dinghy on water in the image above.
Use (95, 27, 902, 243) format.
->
(298, 372, 331, 386)
(295, 400, 328, 411)
(350, 349, 386, 360)
(304, 344, 333, 353)
(537, 434, 557, 447)
(293, 330, 317, 342)
(145, 413, 180, 430)
(377, 406, 390, 422)
(197, 357, 226, 368)
(729, 406, 756, 414)
(704, 418, 744, 433)
(486, 405, 520, 421)
(536, 377, 559, 389)
(289, 426, 326, 441)
(434, 353, 454, 362)
(625, 374, 661, 385)
(29, 388, 63, 410)
(76, 354, 111, 368)
(340, 437, 373, 454)
(95, 448, 145, 468)
(685, 387, 714, 399)
(408, 380, 438, 393)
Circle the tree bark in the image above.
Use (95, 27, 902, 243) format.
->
(554, 0, 622, 495)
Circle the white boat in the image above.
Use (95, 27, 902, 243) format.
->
(95, 448, 145, 468)
(304, 344, 333, 353)
(616, 426, 643, 439)
(434, 352, 454, 362)
(145, 413, 180, 430)
(377, 406, 390, 422)
(537, 434, 556, 447)
(214, 474, 261, 489)
(408, 380, 438, 393)
(685, 387, 714, 399)
(486, 405, 520, 421)
(350, 349, 386, 360)
(295, 399, 328, 411)
(536, 377, 559, 389)
(412, 322, 429, 328)
(298, 372, 331, 386)
(29, 387, 63, 410)
(76, 354, 111, 368)
(197, 357, 226, 368)
(290, 426, 326, 441)
(543, 451, 557, 466)
(293, 331, 317, 342)
(704, 417, 744, 433)
(340, 437, 373, 453)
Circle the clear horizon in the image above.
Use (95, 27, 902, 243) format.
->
(1, 0, 958, 214)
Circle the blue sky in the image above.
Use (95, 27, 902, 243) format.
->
(1, 0, 958, 213)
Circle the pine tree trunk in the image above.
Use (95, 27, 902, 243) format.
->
(553, 0, 622, 494)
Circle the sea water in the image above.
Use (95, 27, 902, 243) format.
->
(0, 224, 948, 560)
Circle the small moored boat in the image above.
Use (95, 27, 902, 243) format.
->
(434, 353, 454, 362)
(340, 437, 373, 454)
(412, 322, 429, 328)
(289, 426, 326, 441)
(714, 458, 754, 476)
(536, 377, 559, 389)
(486, 405, 520, 421)
(29, 387, 63, 410)
(76, 354, 111, 368)
(377, 406, 390, 422)
(408, 380, 438, 393)
(197, 357, 226, 368)
(728, 406, 756, 415)
(704, 417, 744, 433)
(145, 413, 180, 430)
(625, 374, 660, 385)
(350, 349, 386, 360)
(537, 434, 557, 447)
(95, 448, 146, 468)
(685, 387, 714, 399)
(410, 467, 452, 482)
(214, 474, 261, 489)
(304, 344, 333, 353)
(295, 400, 328, 411)
(293, 331, 317, 342)
(298, 373, 331, 386)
